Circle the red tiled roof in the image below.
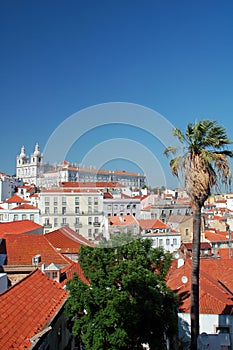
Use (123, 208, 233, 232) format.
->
(108, 215, 139, 226)
(60, 261, 89, 286)
(205, 230, 229, 242)
(167, 259, 233, 314)
(12, 203, 38, 210)
(44, 226, 94, 254)
(60, 181, 124, 188)
(138, 219, 170, 229)
(103, 192, 114, 199)
(41, 188, 100, 193)
(0, 269, 68, 349)
(182, 242, 212, 250)
(0, 220, 43, 235)
(2, 233, 69, 266)
(5, 194, 29, 203)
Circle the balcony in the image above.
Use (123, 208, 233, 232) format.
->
(43, 223, 52, 228)
(74, 223, 83, 228)
(61, 223, 69, 227)
(93, 222, 101, 227)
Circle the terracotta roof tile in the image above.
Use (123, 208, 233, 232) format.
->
(167, 259, 233, 314)
(2, 233, 69, 266)
(0, 220, 43, 235)
(44, 226, 94, 254)
(138, 219, 170, 229)
(108, 215, 139, 226)
(0, 269, 68, 349)
(60, 181, 124, 188)
(60, 261, 89, 286)
(5, 194, 29, 203)
(12, 203, 38, 210)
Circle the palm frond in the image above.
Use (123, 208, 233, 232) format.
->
(170, 157, 182, 177)
(172, 128, 186, 143)
(164, 146, 178, 157)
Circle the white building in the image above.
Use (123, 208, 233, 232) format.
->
(16, 144, 43, 185)
(0, 172, 23, 202)
(16, 145, 146, 189)
(39, 187, 105, 241)
(0, 194, 40, 224)
(139, 219, 181, 253)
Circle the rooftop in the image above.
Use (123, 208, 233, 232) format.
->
(0, 269, 68, 349)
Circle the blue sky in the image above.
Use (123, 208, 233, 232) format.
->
(0, 0, 233, 188)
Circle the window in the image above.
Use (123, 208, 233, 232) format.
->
(88, 217, 92, 225)
(94, 197, 98, 205)
(30, 214, 34, 221)
(45, 197, 50, 206)
(159, 239, 163, 246)
(75, 217, 80, 224)
(75, 197, 79, 205)
(185, 228, 189, 236)
(54, 197, 58, 205)
(120, 205, 124, 211)
(14, 214, 18, 221)
(88, 229, 92, 238)
(173, 238, 177, 245)
(44, 218, 49, 225)
(54, 207, 58, 214)
(166, 238, 170, 245)
(94, 206, 98, 214)
(62, 218, 66, 225)
(45, 272, 50, 278)
(0, 214, 3, 221)
(75, 206, 79, 214)
(94, 217, 98, 223)
(54, 218, 58, 227)
(52, 271, 57, 279)
(22, 214, 27, 220)
(107, 204, 112, 210)
(88, 197, 92, 204)
(127, 204, 131, 209)
(45, 207, 49, 214)
(62, 196, 66, 205)
(62, 207, 66, 215)
(88, 206, 92, 214)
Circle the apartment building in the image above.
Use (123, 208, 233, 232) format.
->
(40, 188, 105, 241)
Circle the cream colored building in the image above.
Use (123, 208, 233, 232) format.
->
(39, 188, 105, 241)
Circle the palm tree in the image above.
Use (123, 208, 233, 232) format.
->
(164, 120, 233, 350)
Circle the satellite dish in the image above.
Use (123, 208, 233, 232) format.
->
(181, 275, 188, 284)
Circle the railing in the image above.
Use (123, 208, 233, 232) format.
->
(74, 223, 83, 228)
(93, 222, 101, 227)
(43, 223, 52, 228)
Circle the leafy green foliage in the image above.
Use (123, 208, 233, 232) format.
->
(65, 238, 178, 350)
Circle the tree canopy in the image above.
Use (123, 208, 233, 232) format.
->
(65, 238, 178, 350)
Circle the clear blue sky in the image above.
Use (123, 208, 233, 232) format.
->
(1, 0, 233, 188)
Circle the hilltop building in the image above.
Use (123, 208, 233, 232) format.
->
(16, 144, 146, 188)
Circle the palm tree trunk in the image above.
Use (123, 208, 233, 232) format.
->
(190, 204, 202, 350)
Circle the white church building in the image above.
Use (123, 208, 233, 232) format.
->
(16, 144, 43, 186)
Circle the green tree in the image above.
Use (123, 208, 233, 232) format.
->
(65, 238, 178, 350)
(164, 120, 233, 350)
